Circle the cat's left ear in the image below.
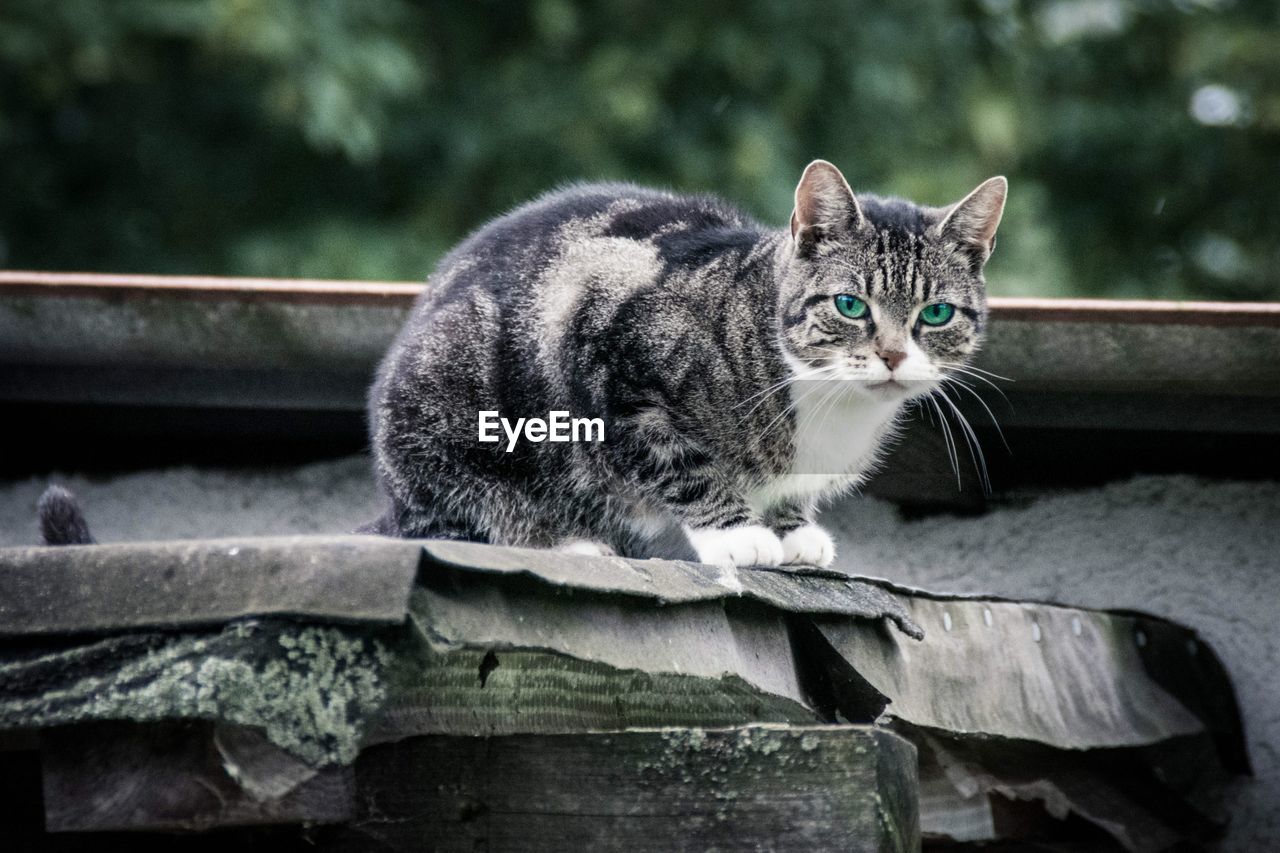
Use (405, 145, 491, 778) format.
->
(935, 176, 1008, 268)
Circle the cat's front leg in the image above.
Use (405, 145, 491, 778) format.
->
(612, 408, 782, 569)
(764, 502, 836, 568)
(673, 482, 784, 570)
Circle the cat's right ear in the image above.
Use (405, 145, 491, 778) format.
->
(791, 160, 865, 251)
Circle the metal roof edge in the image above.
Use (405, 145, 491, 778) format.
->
(5, 271, 1278, 327)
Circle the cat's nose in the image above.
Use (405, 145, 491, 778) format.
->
(878, 349, 907, 372)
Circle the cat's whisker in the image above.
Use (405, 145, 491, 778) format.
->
(754, 373, 844, 448)
(942, 376, 1011, 454)
(735, 369, 816, 411)
(936, 360, 1009, 385)
(751, 381, 821, 448)
(934, 391, 971, 492)
(923, 393, 957, 486)
(926, 393, 962, 489)
(797, 378, 858, 465)
(735, 375, 804, 413)
(937, 363, 1012, 408)
(936, 361, 1015, 396)
(739, 369, 845, 426)
(737, 359, 844, 405)
(937, 386, 986, 481)
(935, 385, 991, 494)
(735, 362, 842, 417)
(936, 361, 1012, 383)
(805, 376, 853, 449)
(911, 396, 935, 427)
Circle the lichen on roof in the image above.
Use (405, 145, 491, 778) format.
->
(0, 619, 390, 766)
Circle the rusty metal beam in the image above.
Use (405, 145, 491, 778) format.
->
(4, 270, 1279, 327)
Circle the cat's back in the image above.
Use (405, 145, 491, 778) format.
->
(424, 182, 760, 307)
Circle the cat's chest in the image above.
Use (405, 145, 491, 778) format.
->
(748, 385, 900, 512)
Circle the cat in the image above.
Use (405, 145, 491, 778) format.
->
(360, 160, 1006, 570)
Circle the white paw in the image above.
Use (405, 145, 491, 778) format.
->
(557, 539, 616, 557)
(780, 524, 836, 567)
(686, 524, 784, 569)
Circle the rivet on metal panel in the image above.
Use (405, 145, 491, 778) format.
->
(1031, 622, 1042, 643)
(1135, 629, 1148, 648)
(982, 607, 993, 627)
(942, 612, 953, 632)
(1071, 616, 1082, 636)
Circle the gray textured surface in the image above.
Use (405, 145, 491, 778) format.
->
(0, 456, 383, 546)
(42, 722, 355, 832)
(0, 535, 422, 636)
(424, 539, 923, 638)
(816, 597, 1204, 750)
(0, 457, 1274, 848)
(826, 476, 1279, 851)
(339, 725, 921, 853)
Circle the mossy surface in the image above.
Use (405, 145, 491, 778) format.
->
(373, 643, 819, 740)
(0, 620, 390, 765)
(2, 611, 820, 764)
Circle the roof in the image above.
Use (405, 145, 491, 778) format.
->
(0, 536, 1246, 846)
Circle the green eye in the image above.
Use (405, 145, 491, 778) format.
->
(834, 294, 869, 320)
(920, 303, 955, 326)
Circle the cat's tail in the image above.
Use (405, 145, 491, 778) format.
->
(37, 485, 96, 545)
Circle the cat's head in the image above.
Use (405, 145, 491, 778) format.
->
(776, 159, 1006, 403)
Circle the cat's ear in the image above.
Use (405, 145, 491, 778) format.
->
(935, 176, 1007, 267)
(790, 160, 865, 249)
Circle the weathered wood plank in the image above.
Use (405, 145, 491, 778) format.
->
(41, 721, 353, 832)
(335, 726, 919, 853)
(369, 646, 820, 743)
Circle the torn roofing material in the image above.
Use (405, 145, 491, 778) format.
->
(815, 598, 1204, 750)
(420, 539, 925, 639)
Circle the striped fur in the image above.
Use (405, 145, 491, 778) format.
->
(366, 161, 1005, 568)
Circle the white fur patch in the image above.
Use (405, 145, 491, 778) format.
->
(685, 524, 783, 569)
(536, 205, 660, 388)
(749, 377, 901, 512)
(780, 524, 836, 567)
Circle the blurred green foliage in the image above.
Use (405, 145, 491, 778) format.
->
(1, 0, 1277, 299)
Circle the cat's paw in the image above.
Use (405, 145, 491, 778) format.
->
(557, 539, 617, 557)
(780, 524, 836, 567)
(686, 524, 785, 569)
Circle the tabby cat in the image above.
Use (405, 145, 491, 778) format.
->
(363, 160, 1005, 571)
